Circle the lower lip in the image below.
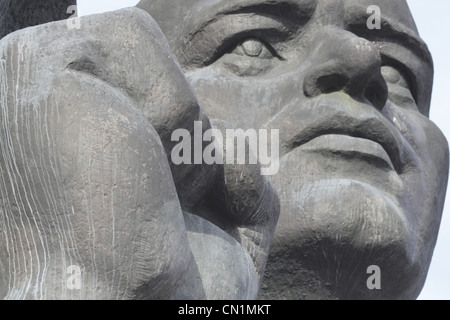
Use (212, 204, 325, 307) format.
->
(297, 134, 395, 171)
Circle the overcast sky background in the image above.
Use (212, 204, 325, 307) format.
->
(77, 0, 450, 300)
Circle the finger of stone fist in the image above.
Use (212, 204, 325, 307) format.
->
(61, 7, 215, 211)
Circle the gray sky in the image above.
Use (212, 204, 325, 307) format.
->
(77, 0, 450, 300)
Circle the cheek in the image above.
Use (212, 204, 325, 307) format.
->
(186, 69, 287, 129)
(384, 103, 449, 244)
(384, 103, 449, 175)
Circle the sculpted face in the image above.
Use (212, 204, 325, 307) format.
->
(138, 0, 449, 299)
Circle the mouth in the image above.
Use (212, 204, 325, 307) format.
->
(279, 108, 409, 174)
(298, 134, 396, 171)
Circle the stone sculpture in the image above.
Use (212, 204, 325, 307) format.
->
(0, 0, 448, 300)
(0, 7, 279, 300)
(137, 0, 449, 299)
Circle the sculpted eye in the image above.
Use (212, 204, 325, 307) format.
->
(381, 66, 409, 89)
(214, 37, 283, 77)
(232, 38, 275, 59)
(381, 65, 418, 111)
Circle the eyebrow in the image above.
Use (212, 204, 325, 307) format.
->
(345, 6, 433, 66)
(179, 0, 316, 67)
(186, 0, 317, 40)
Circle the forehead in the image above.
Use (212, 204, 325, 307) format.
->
(345, 0, 417, 32)
(138, 0, 418, 33)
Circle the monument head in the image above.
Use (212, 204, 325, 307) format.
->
(137, 0, 449, 299)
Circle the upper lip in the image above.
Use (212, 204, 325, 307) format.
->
(265, 100, 415, 174)
(287, 123, 404, 172)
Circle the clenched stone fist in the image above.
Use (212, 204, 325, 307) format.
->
(0, 8, 279, 300)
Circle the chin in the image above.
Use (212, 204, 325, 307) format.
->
(262, 176, 430, 299)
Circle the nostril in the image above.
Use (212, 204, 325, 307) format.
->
(364, 77, 388, 111)
(316, 74, 348, 94)
(304, 71, 349, 97)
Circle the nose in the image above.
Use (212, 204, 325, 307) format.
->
(303, 28, 388, 110)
